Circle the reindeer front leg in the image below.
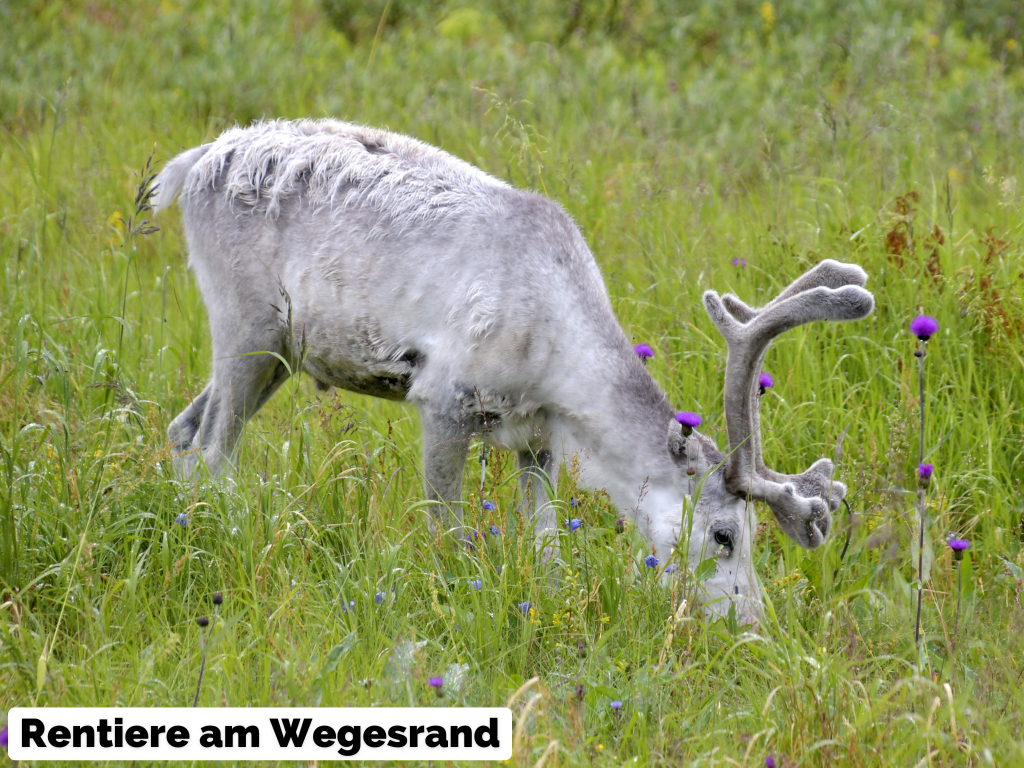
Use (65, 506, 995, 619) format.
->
(420, 405, 470, 538)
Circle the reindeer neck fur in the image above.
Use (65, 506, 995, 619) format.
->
(540, 311, 687, 522)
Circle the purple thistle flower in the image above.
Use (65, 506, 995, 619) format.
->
(910, 315, 940, 341)
(732, 257, 747, 268)
(468, 579, 482, 591)
(615, 518, 626, 534)
(175, 512, 189, 527)
(918, 464, 934, 487)
(518, 601, 532, 615)
(634, 343, 655, 360)
(948, 537, 970, 563)
(489, 524, 501, 536)
(676, 411, 702, 436)
(566, 518, 581, 532)
(429, 676, 444, 696)
(676, 411, 702, 428)
(482, 500, 496, 511)
(610, 700, 622, 711)
(1, 725, 8, 748)
(759, 372, 774, 395)
(765, 756, 777, 768)
(644, 554, 659, 568)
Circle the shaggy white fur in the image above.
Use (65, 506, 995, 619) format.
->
(154, 118, 874, 625)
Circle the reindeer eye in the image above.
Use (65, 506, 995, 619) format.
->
(713, 530, 734, 552)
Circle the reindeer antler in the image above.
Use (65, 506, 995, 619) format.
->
(703, 260, 873, 548)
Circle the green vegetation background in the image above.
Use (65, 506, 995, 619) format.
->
(2, 0, 1024, 764)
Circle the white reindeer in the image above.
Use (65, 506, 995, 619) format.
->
(153, 119, 873, 623)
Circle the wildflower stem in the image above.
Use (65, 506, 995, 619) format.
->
(951, 560, 962, 654)
(914, 337, 926, 649)
(192, 602, 220, 707)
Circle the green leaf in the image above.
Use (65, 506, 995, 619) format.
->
(999, 555, 1023, 582)
(320, 630, 359, 676)
(695, 556, 717, 582)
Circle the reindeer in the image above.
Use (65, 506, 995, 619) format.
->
(153, 119, 873, 623)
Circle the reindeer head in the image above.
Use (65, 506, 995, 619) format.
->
(668, 260, 874, 624)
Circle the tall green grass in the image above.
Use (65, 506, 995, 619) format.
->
(2, 0, 1024, 764)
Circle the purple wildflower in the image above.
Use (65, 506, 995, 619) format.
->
(610, 700, 622, 711)
(518, 601, 532, 615)
(570, 497, 581, 507)
(340, 600, 355, 613)
(0, 725, 7, 748)
(375, 591, 385, 605)
(759, 372, 774, 395)
(765, 756, 777, 768)
(918, 464, 934, 486)
(482, 500, 496, 511)
(615, 518, 626, 534)
(566, 518, 581, 532)
(429, 676, 444, 696)
(489, 524, 501, 536)
(468, 579, 482, 591)
(175, 512, 189, 527)
(634, 343, 655, 360)
(732, 257, 747, 268)
(676, 411, 702, 436)
(676, 411, 702, 428)
(644, 555, 659, 568)
(910, 315, 939, 341)
(948, 537, 971, 561)
(665, 563, 678, 574)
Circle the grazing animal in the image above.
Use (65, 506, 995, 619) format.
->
(153, 119, 873, 623)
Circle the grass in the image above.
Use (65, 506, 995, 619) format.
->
(2, 0, 1024, 764)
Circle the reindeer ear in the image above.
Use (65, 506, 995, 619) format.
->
(666, 418, 688, 465)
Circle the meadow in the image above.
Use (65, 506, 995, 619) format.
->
(2, 0, 1024, 764)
